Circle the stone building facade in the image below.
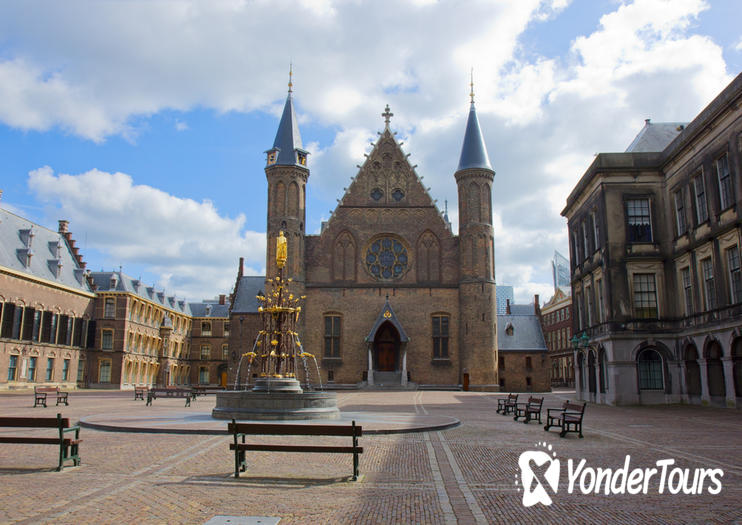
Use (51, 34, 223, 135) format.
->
(0, 209, 94, 390)
(562, 73, 742, 406)
(539, 288, 574, 387)
(497, 297, 550, 392)
(230, 89, 502, 390)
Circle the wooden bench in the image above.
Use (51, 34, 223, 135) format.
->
(0, 414, 81, 471)
(134, 386, 149, 400)
(192, 385, 224, 397)
(146, 388, 192, 407)
(513, 396, 544, 424)
(496, 393, 518, 415)
(34, 386, 69, 408)
(544, 401, 586, 438)
(228, 420, 363, 481)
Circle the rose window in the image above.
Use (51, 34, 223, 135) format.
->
(365, 237, 408, 280)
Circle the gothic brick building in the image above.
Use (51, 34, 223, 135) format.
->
(230, 84, 504, 391)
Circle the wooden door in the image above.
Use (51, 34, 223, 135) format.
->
(377, 343, 396, 371)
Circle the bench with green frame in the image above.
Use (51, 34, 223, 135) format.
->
(0, 414, 81, 471)
(228, 420, 363, 481)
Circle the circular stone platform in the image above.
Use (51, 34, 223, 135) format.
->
(80, 408, 460, 435)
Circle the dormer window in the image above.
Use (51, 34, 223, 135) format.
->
(267, 151, 278, 166)
(505, 323, 514, 336)
(297, 152, 307, 166)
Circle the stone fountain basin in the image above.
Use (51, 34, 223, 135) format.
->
(212, 390, 340, 420)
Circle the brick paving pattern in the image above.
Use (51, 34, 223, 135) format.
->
(0, 389, 740, 524)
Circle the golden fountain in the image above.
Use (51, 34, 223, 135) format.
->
(212, 232, 339, 419)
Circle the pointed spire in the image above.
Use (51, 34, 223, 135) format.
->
(456, 73, 492, 172)
(268, 66, 307, 167)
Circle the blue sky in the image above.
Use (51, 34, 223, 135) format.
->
(0, 0, 739, 301)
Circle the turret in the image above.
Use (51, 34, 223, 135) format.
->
(456, 76, 498, 390)
(265, 67, 309, 283)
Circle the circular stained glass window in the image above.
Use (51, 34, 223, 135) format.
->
(370, 188, 383, 201)
(365, 237, 409, 280)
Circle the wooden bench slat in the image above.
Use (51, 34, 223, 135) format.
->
(229, 423, 361, 436)
(0, 417, 71, 428)
(0, 413, 81, 470)
(230, 444, 363, 454)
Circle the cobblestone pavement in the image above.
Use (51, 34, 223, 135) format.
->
(0, 389, 740, 524)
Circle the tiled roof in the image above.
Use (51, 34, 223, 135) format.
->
(189, 302, 230, 318)
(231, 276, 266, 314)
(497, 314, 547, 352)
(625, 120, 687, 153)
(90, 271, 191, 314)
(0, 208, 92, 293)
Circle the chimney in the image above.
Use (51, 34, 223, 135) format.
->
(534, 294, 541, 316)
(219, 294, 226, 305)
(238, 257, 244, 279)
(58, 220, 69, 234)
(506, 298, 511, 315)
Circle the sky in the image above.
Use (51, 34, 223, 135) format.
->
(0, 0, 739, 304)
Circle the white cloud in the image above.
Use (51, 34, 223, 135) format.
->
(174, 119, 189, 131)
(27, 166, 265, 300)
(1, 0, 736, 302)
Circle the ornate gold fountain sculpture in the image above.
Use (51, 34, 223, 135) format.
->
(245, 231, 312, 390)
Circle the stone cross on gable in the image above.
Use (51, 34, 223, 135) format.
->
(382, 105, 393, 127)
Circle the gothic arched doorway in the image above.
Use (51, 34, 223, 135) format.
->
(374, 321, 400, 372)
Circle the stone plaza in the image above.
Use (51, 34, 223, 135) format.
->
(0, 390, 740, 524)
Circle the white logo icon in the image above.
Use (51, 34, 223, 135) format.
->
(517, 442, 560, 507)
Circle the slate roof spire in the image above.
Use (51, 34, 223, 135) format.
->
(456, 72, 492, 172)
(267, 65, 308, 168)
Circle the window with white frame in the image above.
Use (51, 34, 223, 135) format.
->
(222, 344, 229, 360)
(28, 356, 37, 381)
(200, 345, 210, 360)
(62, 359, 69, 381)
(681, 267, 694, 316)
(727, 245, 742, 304)
(104, 298, 115, 318)
(585, 285, 593, 326)
(632, 273, 658, 319)
(201, 322, 212, 336)
(674, 189, 686, 236)
(701, 257, 716, 310)
(692, 174, 708, 224)
(716, 153, 734, 210)
(582, 220, 590, 259)
(101, 329, 114, 350)
(199, 366, 209, 384)
(637, 349, 664, 390)
(7, 355, 18, 381)
(626, 198, 652, 242)
(99, 359, 112, 383)
(46, 358, 54, 381)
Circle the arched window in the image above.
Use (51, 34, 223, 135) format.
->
(684, 345, 702, 396)
(637, 348, 664, 390)
(598, 348, 607, 393)
(587, 350, 597, 394)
